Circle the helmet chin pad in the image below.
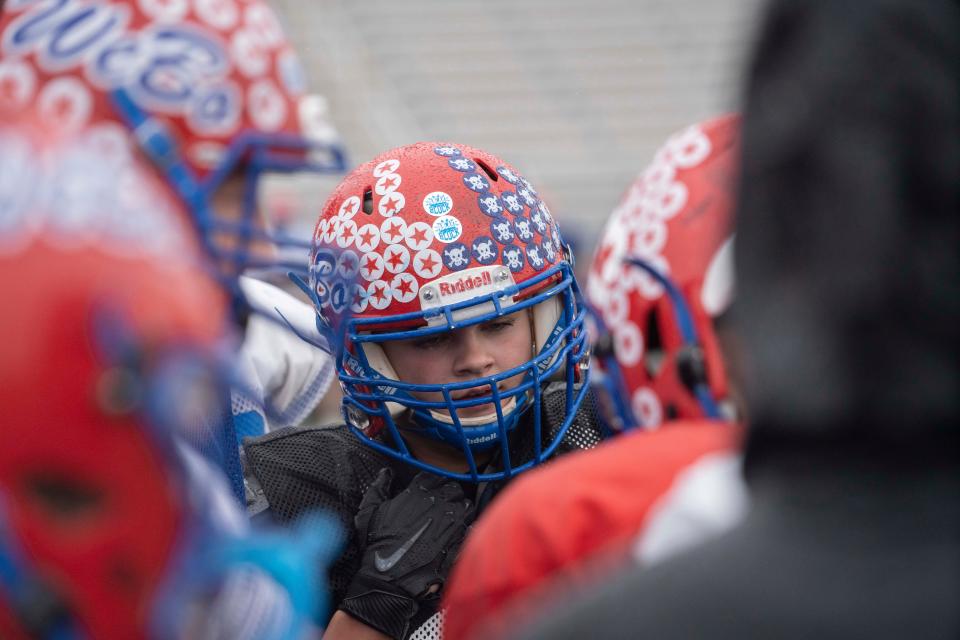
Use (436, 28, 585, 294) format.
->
(428, 396, 520, 426)
(531, 296, 563, 370)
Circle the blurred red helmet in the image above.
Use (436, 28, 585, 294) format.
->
(0, 119, 229, 638)
(0, 0, 347, 283)
(587, 114, 739, 429)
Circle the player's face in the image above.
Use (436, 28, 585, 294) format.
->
(381, 308, 533, 420)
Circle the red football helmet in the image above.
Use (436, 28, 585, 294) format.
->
(587, 114, 740, 429)
(0, 0, 347, 285)
(0, 120, 229, 638)
(308, 142, 589, 481)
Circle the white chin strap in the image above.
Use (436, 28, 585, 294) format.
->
(428, 396, 519, 426)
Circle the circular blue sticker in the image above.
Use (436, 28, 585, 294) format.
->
(529, 208, 548, 236)
(542, 238, 558, 264)
(512, 216, 536, 244)
(477, 192, 505, 217)
(462, 172, 490, 193)
(525, 242, 546, 271)
(448, 157, 476, 172)
(502, 245, 525, 273)
(516, 186, 538, 208)
(497, 165, 520, 184)
(471, 235, 499, 265)
(499, 191, 525, 216)
(442, 241, 472, 271)
(434, 145, 462, 157)
(489, 217, 515, 245)
(519, 176, 538, 196)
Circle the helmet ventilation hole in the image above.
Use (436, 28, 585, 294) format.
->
(474, 158, 498, 182)
(362, 188, 374, 214)
(644, 307, 665, 377)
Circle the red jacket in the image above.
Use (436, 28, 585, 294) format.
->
(443, 420, 744, 639)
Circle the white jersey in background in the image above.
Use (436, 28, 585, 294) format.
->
(233, 276, 337, 439)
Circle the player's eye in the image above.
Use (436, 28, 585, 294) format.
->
(482, 318, 515, 333)
(412, 333, 450, 349)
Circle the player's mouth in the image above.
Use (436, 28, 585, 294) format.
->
(448, 385, 492, 416)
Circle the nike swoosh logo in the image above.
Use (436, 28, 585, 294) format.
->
(374, 518, 433, 573)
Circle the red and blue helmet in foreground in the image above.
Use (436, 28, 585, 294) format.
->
(308, 142, 590, 481)
(0, 0, 348, 312)
(587, 115, 739, 431)
(0, 121, 338, 639)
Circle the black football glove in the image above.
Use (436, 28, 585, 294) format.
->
(339, 468, 475, 639)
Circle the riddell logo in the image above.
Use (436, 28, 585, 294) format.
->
(438, 271, 492, 297)
(467, 432, 498, 445)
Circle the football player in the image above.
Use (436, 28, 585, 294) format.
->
(0, 118, 340, 639)
(441, 115, 750, 639)
(243, 142, 601, 639)
(0, 0, 350, 502)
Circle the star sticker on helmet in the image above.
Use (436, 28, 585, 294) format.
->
(357, 225, 379, 251)
(405, 222, 431, 250)
(360, 252, 385, 281)
(230, 29, 270, 78)
(52, 95, 72, 118)
(383, 245, 410, 273)
(336, 221, 357, 248)
(382, 218, 405, 243)
(367, 280, 392, 309)
(593, 243, 615, 273)
(141, 0, 189, 21)
(386, 248, 404, 270)
(375, 173, 401, 195)
(0, 61, 35, 108)
(0, 76, 19, 100)
(379, 192, 405, 217)
(373, 158, 400, 177)
(38, 78, 92, 132)
(339, 195, 361, 219)
(391, 273, 419, 303)
(630, 218, 667, 257)
(337, 250, 359, 276)
(196, 0, 239, 30)
(414, 249, 442, 279)
(420, 254, 438, 272)
(249, 79, 287, 131)
(351, 286, 368, 312)
(395, 278, 414, 297)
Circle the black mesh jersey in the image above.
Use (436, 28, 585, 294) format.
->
(242, 383, 603, 638)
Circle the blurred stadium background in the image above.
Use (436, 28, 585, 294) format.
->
(270, 0, 763, 261)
